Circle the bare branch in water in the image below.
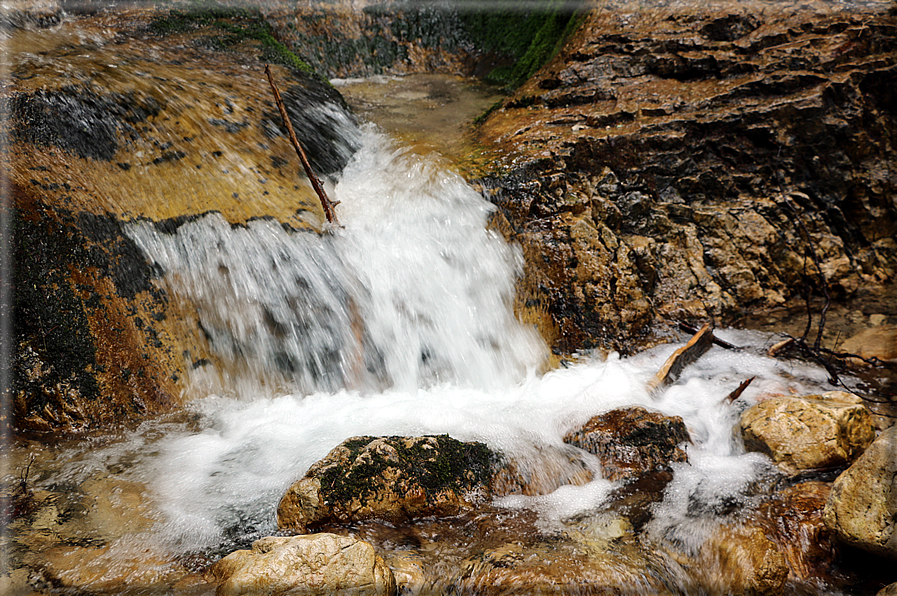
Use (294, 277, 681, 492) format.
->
(264, 65, 340, 226)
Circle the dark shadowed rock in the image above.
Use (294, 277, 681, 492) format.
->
(563, 406, 690, 482)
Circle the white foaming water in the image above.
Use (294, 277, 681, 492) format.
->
(77, 126, 842, 557)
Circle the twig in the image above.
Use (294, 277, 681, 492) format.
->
(723, 377, 755, 403)
(264, 64, 340, 226)
(678, 321, 738, 349)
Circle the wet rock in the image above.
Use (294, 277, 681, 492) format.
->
(697, 524, 789, 596)
(823, 425, 897, 560)
(840, 325, 897, 362)
(752, 481, 839, 583)
(7, 7, 363, 431)
(277, 435, 494, 532)
(878, 583, 897, 596)
(563, 407, 690, 482)
(740, 392, 877, 475)
(209, 534, 396, 596)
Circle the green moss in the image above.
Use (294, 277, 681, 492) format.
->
(317, 435, 495, 507)
(457, 0, 584, 90)
(149, 2, 319, 79)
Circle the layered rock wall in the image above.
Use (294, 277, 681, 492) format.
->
(475, 0, 897, 352)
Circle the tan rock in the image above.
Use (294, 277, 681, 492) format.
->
(209, 534, 396, 596)
(840, 325, 897, 362)
(740, 393, 876, 475)
(823, 425, 897, 560)
(878, 582, 897, 596)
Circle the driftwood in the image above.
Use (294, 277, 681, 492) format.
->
(647, 323, 714, 393)
(264, 64, 340, 226)
(723, 377, 755, 403)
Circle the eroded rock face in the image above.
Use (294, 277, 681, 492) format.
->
(823, 425, 897, 560)
(475, 0, 897, 353)
(7, 7, 360, 432)
(563, 406, 690, 482)
(740, 392, 876, 475)
(209, 534, 396, 596)
(277, 435, 495, 532)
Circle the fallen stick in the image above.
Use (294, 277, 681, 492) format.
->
(678, 321, 737, 350)
(647, 323, 714, 393)
(723, 377, 755, 403)
(264, 64, 340, 226)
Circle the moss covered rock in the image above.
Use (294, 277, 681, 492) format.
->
(277, 435, 496, 532)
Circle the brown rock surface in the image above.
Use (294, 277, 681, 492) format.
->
(209, 534, 396, 596)
(563, 406, 690, 481)
(6, 8, 357, 432)
(475, 0, 897, 353)
(740, 392, 876, 474)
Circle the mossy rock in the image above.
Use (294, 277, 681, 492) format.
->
(277, 435, 497, 532)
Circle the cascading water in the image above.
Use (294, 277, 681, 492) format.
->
(76, 122, 839, 569)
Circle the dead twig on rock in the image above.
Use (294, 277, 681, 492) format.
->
(264, 65, 340, 226)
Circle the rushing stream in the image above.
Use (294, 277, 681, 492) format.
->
(15, 120, 854, 594)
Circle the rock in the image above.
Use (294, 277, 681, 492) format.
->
(753, 482, 839, 583)
(277, 435, 494, 532)
(698, 524, 789, 596)
(823, 425, 897, 560)
(474, 1, 897, 353)
(7, 7, 361, 432)
(878, 583, 897, 596)
(740, 392, 876, 475)
(563, 407, 690, 482)
(840, 325, 897, 362)
(209, 534, 396, 596)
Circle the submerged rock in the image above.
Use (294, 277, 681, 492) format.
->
(840, 325, 897, 363)
(697, 524, 789, 596)
(277, 435, 494, 532)
(752, 481, 839, 584)
(740, 392, 876, 475)
(563, 406, 690, 482)
(823, 425, 897, 560)
(209, 534, 396, 596)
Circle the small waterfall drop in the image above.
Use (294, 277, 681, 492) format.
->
(126, 125, 546, 398)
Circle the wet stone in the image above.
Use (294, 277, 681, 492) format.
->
(563, 406, 691, 482)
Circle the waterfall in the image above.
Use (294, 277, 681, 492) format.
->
(106, 126, 840, 556)
(126, 125, 546, 399)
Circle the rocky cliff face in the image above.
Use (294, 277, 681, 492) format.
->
(474, 0, 897, 353)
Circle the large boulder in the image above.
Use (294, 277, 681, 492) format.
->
(823, 425, 897, 560)
(563, 407, 690, 482)
(208, 534, 396, 596)
(277, 435, 495, 532)
(7, 7, 360, 432)
(740, 392, 876, 475)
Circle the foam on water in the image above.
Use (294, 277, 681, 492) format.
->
(67, 126, 843, 556)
